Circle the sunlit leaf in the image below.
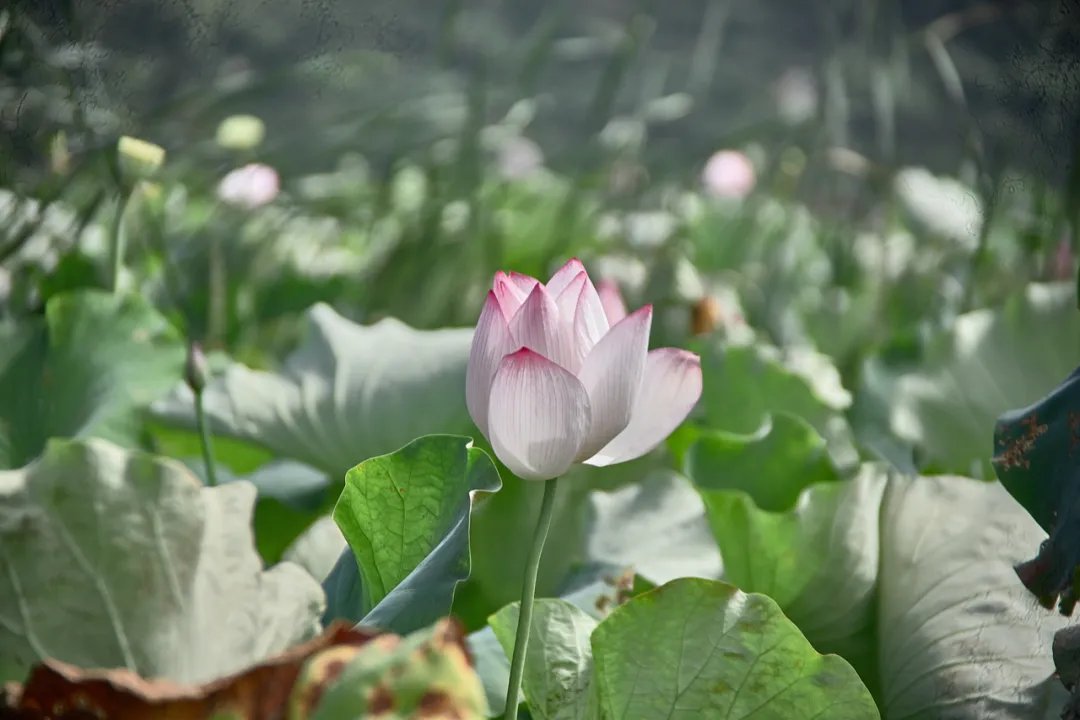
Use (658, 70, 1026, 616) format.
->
(322, 435, 501, 634)
(0, 438, 324, 685)
(589, 578, 879, 719)
(693, 465, 885, 689)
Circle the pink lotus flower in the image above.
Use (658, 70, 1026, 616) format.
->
(217, 163, 280, 209)
(701, 150, 756, 200)
(466, 259, 702, 480)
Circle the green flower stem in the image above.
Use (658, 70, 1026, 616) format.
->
(503, 476, 559, 720)
(194, 388, 218, 487)
(110, 191, 131, 294)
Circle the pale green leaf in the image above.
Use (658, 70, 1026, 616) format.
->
(151, 306, 475, 477)
(0, 438, 324, 685)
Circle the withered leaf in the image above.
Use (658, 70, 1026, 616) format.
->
(993, 364, 1080, 614)
(1, 622, 377, 720)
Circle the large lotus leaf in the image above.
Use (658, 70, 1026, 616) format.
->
(877, 474, 1070, 719)
(0, 438, 324, 685)
(866, 282, 1080, 477)
(584, 470, 721, 586)
(694, 465, 886, 689)
(589, 578, 879, 719)
(322, 435, 501, 634)
(991, 364, 1080, 609)
(0, 289, 184, 469)
(150, 305, 475, 477)
(688, 441, 1071, 719)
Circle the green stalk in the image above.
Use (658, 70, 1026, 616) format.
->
(502, 477, 559, 720)
(110, 191, 131, 294)
(194, 389, 218, 487)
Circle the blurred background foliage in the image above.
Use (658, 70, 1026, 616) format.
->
(6, 0, 1080, 185)
(1, 0, 1079, 434)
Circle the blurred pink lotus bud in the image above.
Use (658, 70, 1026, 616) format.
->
(1050, 238, 1075, 281)
(217, 163, 280, 209)
(466, 259, 702, 480)
(701, 150, 756, 200)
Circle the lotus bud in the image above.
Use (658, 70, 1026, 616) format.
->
(185, 342, 209, 394)
(117, 136, 165, 183)
(215, 114, 266, 150)
(217, 163, 280, 209)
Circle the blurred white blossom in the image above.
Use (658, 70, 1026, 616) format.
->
(217, 163, 280, 209)
(496, 136, 545, 181)
(440, 200, 471, 235)
(390, 165, 428, 214)
(702, 150, 756, 200)
(624, 211, 676, 249)
(600, 117, 646, 152)
(853, 230, 918, 280)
